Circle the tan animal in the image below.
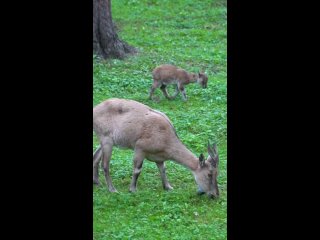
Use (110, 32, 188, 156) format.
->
(93, 98, 219, 198)
(149, 64, 208, 101)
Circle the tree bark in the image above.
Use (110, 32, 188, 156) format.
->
(93, 0, 136, 59)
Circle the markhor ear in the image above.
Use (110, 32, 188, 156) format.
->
(199, 153, 205, 167)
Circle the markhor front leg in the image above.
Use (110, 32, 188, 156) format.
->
(129, 150, 145, 192)
(156, 162, 173, 190)
(178, 83, 187, 101)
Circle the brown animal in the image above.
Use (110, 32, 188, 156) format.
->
(93, 98, 219, 198)
(149, 64, 208, 101)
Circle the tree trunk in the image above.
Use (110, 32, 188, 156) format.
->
(93, 0, 136, 59)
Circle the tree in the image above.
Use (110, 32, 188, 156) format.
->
(93, 0, 136, 59)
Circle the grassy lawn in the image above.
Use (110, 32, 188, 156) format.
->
(93, 0, 227, 239)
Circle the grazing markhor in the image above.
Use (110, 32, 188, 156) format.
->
(93, 98, 219, 198)
(149, 64, 208, 101)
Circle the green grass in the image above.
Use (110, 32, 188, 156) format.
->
(93, 0, 227, 239)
